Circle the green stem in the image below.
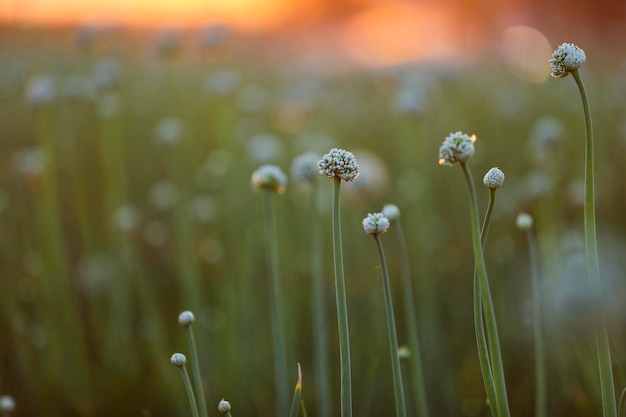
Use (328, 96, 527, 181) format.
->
(263, 190, 289, 417)
(374, 234, 407, 417)
(289, 363, 303, 417)
(186, 326, 209, 417)
(179, 365, 201, 417)
(310, 181, 332, 417)
(617, 386, 626, 417)
(474, 188, 498, 414)
(572, 68, 617, 417)
(332, 177, 352, 417)
(460, 162, 510, 417)
(392, 219, 429, 417)
(525, 227, 546, 417)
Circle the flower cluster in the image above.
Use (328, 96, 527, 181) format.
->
(483, 167, 505, 189)
(178, 310, 195, 327)
(382, 204, 400, 221)
(362, 212, 390, 235)
(250, 165, 287, 194)
(318, 148, 360, 182)
(170, 353, 187, 367)
(549, 43, 586, 78)
(291, 152, 320, 184)
(438, 131, 475, 166)
(516, 213, 534, 230)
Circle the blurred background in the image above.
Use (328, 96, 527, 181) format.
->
(1, 0, 626, 416)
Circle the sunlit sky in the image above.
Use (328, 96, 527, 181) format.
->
(1, 0, 320, 30)
(1, 0, 557, 76)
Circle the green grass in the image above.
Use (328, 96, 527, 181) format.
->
(0, 27, 625, 417)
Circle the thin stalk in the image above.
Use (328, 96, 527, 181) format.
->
(179, 365, 201, 417)
(373, 234, 407, 417)
(525, 227, 546, 417)
(186, 325, 209, 417)
(289, 363, 303, 417)
(263, 190, 289, 417)
(618, 386, 626, 417)
(460, 162, 510, 417)
(332, 177, 352, 417)
(572, 68, 617, 417)
(474, 188, 498, 414)
(310, 180, 332, 417)
(391, 219, 429, 417)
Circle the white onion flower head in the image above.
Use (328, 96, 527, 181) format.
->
(483, 167, 505, 189)
(251, 165, 287, 194)
(170, 353, 187, 367)
(25, 74, 56, 108)
(178, 310, 195, 327)
(291, 152, 320, 184)
(154, 117, 185, 146)
(516, 213, 534, 230)
(438, 131, 476, 166)
(318, 148, 360, 182)
(218, 399, 231, 413)
(382, 204, 400, 221)
(0, 395, 15, 413)
(362, 212, 390, 235)
(550, 43, 586, 78)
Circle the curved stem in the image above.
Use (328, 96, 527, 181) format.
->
(572, 68, 616, 417)
(393, 219, 429, 417)
(474, 188, 498, 414)
(374, 234, 407, 417)
(332, 177, 352, 417)
(461, 162, 510, 417)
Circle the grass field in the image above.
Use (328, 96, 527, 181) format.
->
(1, 25, 626, 417)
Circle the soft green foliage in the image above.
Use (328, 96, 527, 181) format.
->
(1, 28, 626, 417)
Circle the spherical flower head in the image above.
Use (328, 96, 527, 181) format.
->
(178, 310, 195, 327)
(550, 43, 586, 78)
(0, 395, 16, 413)
(218, 399, 231, 413)
(317, 148, 360, 182)
(25, 74, 56, 108)
(251, 165, 287, 194)
(382, 204, 400, 221)
(291, 152, 320, 184)
(362, 212, 390, 235)
(170, 353, 187, 367)
(483, 167, 505, 189)
(438, 131, 476, 166)
(516, 213, 534, 230)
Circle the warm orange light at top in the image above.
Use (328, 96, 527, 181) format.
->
(340, 2, 459, 66)
(1, 0, 314, 31)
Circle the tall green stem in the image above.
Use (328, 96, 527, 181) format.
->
(186, 325, 209, 417)
(374, 234, 407, 417)
(263, 190, 289, 417)
(332, 177, 352, 417)
(474, 188, 498, 414)
(179, 365, 201, 417)
(310, 181, 332, 417)
(460, 162, 510, 417)
(571, 68, 616, 417)
(392, 219, 429, 417)
(525, 227, 546, 417)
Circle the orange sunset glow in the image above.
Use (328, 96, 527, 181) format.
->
(1, 0, 320, 30)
